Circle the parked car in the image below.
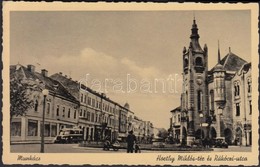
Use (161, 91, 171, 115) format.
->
(191, 139, 202, 147)
(214, 137, 228, 148)
(152, 138, 165, 148)
(103, 140, 120, 151)
(53, 128, 83, 144)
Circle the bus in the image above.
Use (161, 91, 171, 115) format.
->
(53, 128, 83, 144)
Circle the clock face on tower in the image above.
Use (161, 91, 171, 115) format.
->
(196, 77, 203, 85)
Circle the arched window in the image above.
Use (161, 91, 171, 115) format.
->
(184, 59, 189, 68)
(195, 57, 203, 66)
(234, 83, 237, 96)
(237, 85, 240, 96)
(185, 91, 188, 109)
(210, 90, 214, 111)
(197, 90, 202, 111)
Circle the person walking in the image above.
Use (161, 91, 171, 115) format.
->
(126, 130, 136, 153)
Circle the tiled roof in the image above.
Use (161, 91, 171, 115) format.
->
(50, 73, 80, 99)
(10, 64, 78, 103)
(209, 52, 248, 74)
(170, 106, 181, 113)
(50, 73, 127, 110)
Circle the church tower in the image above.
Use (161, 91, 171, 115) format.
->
(182, 18, 209, 144)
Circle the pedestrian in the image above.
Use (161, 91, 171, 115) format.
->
(126, 130, 136, 153)
(134, 141, 141, 153)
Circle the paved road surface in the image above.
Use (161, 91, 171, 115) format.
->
(11, 144, 251, 153)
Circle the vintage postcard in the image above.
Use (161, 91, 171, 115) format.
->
(2, 2, 259, 165)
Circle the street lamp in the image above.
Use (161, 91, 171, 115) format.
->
(41, 89, 49, 153)
(199, 113, 204, 145)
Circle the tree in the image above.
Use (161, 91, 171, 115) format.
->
(157, 128, 168, 140)
(10, 76, 43, 120)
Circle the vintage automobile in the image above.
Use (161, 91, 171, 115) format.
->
(53, 128, 83, 144)
(214, 137, 228, 148)
(103, 140, 120, 151)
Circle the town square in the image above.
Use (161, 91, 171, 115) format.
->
(2, 2, 259, 166)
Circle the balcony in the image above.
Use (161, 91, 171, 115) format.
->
(194, 66, 205, 73)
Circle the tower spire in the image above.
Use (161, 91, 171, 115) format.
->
(190, 17, 200, 40)
(218, 40, 221, 64)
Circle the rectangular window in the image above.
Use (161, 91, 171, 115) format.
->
(62, 107, 65, 117)
(91, 113, 94, 122)
(74, 110, 77, 119)
(249, 100, 252, 115)
(87, 112, 91, 121)
(88, 97, 91, 105)
(92, 99, 95, 107)
(81, 94, 83, 102)
(56, 105, 59, 116)
(84, 95, 87, 103)
(28, 119, 38, 136)
(84, 110, 86, 118)
(34, 100, 39, 112)
(80, 109, 83, 117)
(236, 103, 240, 116)
(11, 122, 21, 136)
(51, 124, 57, 137)
(68, 108, 71, 118)
(47, 103, 50, 114)
(44, 123, 50, 137)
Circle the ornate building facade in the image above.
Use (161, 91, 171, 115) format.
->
(10, 64, 154, 143)
(170, 19, 252, 146)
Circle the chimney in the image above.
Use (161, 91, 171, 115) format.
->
(27, 65, 35, 73)
(41, 69, 48, 77)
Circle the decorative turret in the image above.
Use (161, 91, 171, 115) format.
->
(213, 41, 225, 103)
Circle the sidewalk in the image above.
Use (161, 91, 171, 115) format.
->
(11, 140, 54, 145)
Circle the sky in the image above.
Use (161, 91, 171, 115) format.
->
(10, 10, 251, 129)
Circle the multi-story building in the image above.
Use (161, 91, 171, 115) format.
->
(231, 63, 252, 146)
(170, 18, 252, 146)
(170, 106, 182, 142)
(51, 73, 120, 142)
(10, 64, 155, 143)
(10, 64, 79, 142)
